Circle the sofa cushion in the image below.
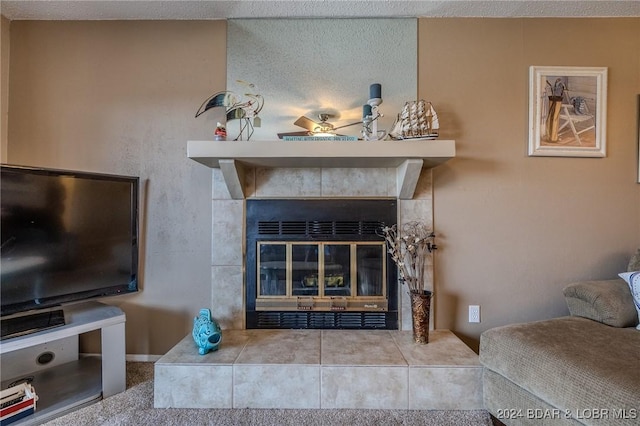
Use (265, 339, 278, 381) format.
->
(480, 317, 640, 424)
(618, 271, 640, 330)
(628, 247, 640, 271)
(563, 279, 637, 327)
(483, 369, 584, 426)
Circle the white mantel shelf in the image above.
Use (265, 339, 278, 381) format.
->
(187, 139, 455, 199)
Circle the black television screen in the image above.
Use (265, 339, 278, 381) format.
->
(1, 165, 139, 319)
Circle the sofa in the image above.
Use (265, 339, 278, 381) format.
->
(479, 256, 640, 425)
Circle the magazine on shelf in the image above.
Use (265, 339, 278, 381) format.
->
(282, 135, 358, 141)
(0, 382, 38, 425)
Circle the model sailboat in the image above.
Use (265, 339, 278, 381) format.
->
(390, 100, 439, 140)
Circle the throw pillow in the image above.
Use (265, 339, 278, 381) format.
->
(628, 248, 640, 272)
(563, 279, 638, 327)
(618, 271, 640, 330)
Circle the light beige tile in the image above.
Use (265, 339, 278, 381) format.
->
(211, 266, 244, 330)
(255, 168, 321, 197)
(408, 366, 483, 410)
(396, 199, 435, 331)
(236, 330, 321, 364)
(393, 330, 481, 367)
(386, 167, 398, 195)
(233, 365, 320, 408)
(321, 366, 408, 409)
(212, 199, 243, 266)
(399, 285, 412, 331)
(399, 198, 433, 226)
(156, 333, 250, 366)
(321, 330, 406, 366)
(412, 168, 433, 200)
(154, 332, 250, 408)
(320, 168, 394, 197)
(154, 364, 233, 408)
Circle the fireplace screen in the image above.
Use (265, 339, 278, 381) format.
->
(256, 241, 387, 312)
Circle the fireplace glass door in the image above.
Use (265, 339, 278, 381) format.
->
(357, 245, 384, 297)
(257, 241, 387, 312)
(258, 243, 287, 297)
(292, 244, 320, 297)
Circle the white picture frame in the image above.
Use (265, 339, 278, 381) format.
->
(529, 66, 607, 157)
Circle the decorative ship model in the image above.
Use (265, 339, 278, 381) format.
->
(389, 100, 439, 140)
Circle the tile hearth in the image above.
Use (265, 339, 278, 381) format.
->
(154, 329, 482, 410)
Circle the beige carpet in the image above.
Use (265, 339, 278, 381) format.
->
(42, 362, 493, 425)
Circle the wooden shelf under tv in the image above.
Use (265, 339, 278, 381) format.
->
(187, 139, 456, 199)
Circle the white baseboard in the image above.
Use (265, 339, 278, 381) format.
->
(81, 353, 162, 362)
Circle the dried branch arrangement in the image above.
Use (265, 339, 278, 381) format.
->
(379, 222, 437, 293)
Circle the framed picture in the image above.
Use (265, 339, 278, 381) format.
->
(529, 66, 607, 157)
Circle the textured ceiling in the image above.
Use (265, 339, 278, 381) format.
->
(1, 0, 639, 20)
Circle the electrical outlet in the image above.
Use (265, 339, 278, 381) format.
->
(469, 305, 480, 323)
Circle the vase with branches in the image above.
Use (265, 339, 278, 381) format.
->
(380, 221, 437, 343)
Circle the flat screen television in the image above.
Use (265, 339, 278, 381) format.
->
(1, 165, 139, 338)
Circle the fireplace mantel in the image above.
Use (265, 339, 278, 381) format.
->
(187, 139, 455, 199)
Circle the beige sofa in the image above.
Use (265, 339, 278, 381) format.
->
(480, 278, 640, 426)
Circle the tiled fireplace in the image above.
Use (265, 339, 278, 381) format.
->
(153, 141, 485, 411)
(210, 165, 435, 331)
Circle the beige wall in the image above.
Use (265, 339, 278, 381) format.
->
(7, 20, 226, 355)
(1, 15, 9, 161)
(4, 17, 639, 355)
(420, 18, 640, 350)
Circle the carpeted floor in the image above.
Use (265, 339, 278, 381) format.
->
(42, 362, 493, 425)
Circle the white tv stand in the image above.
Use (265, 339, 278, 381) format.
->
(0, 301, 126, 424)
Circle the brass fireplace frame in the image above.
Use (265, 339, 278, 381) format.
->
(245, 198, 398, 330)
(255, 241, 388, 313)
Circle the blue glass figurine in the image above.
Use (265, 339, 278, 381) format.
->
(192, 308, 222, 355)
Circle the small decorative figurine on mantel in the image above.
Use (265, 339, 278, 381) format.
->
(362, 83, 387, 141)
(195, 80, 263, 141)
(192, 308, 222, 355)
(214, 122, 227, 141)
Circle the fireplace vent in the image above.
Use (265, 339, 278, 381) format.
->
(255, 311, 389, 329)
(257, 220, 384, 237)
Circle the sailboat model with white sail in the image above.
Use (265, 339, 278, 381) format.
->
(389, 100, 439, 140)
